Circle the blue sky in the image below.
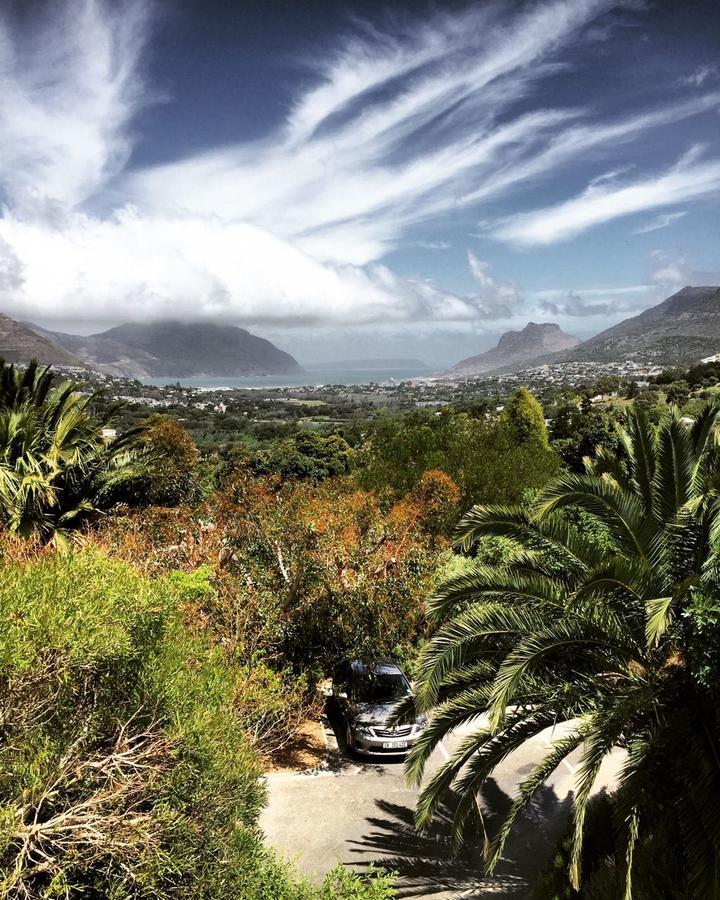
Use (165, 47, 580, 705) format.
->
(0, 0, 718, 365)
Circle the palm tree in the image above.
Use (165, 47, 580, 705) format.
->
(0, 358, 55, 408)
(407, 402, 720, 897)
(0, 359, 140, 545)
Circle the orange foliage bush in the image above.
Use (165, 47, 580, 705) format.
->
(94, 469, 457, 672)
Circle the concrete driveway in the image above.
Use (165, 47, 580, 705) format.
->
(260, 707, 621, 898)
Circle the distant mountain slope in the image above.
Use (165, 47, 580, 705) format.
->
(32, 320, 302, 378)
(28, 324, 160, 379)
(0, 313, 85, 368)
(560, 286, 720, 366)
(447, 322, 580, 377)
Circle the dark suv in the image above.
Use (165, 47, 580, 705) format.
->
(332, 659, 426, 756)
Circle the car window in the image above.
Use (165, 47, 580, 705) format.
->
(354, 671, 409, 703)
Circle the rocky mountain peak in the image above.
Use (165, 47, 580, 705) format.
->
(447, 322, 579, 377)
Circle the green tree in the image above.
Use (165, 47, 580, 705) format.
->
(252, 432, 354, 482)
(406, 403, 720, 898)
(633, 388, 665, 418)
(0, 360, 139, 544)
(665, 379, 690, 407)
(551, 406, 622, 473)
(139, 414, 200, 505)
(501, 386, 548, 445)
(358, 407, 559, 512)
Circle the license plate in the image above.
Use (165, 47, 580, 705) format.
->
(382, 741, 408, 749)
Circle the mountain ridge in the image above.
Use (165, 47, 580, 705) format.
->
(446, 322, 580, 377)
(0, 314, 87, 369)
(442, 286, 720, 379)
(27, 320, 302, 378)
(558, 285, 720, 366)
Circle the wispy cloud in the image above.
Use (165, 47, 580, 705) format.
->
(124, 0, 609, 265)
(416, 240, 451, 250)
(466, 252, 520, 318)
(645, 247, 720, 293)
(532, 284, 655, 317)
(632, 210, 687, 234)
(0, 0, 153, 213)
(0, 0, 618, 326)
(528, 251, 720, 322)
(494, 148, 720, 246)
(678, 64, 719, 88)
(0, 0, 716, 331)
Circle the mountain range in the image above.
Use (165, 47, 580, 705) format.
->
(2, 285, 720, 381)
(558, 286, 720, 366)
(25, 320, 301, 378)
(445, 286, 720, 377)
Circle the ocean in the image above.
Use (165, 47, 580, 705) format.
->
(141, 364, 431, 390)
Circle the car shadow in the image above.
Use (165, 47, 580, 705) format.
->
(321, 704, 356, 773)
(344, 779, 572, 898)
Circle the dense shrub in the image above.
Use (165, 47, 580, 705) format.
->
(0, 549, 393, 898)
(251, 432, 354, 482)
(357, 393, 559, 511)
(98, 471, 447, 675)
(111, 414, 201, 507)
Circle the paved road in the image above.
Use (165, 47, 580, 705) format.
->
(260, 708, 622, 899)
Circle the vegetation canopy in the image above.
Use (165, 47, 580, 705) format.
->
(406, 401, 720, 898)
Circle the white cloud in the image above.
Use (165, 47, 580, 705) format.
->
(0, 0, 153, 212)
(678, 65, 719, 88)
(459, 93, 720, 211)
(632, 210, 687, 234)
(531, 284, 655, 317)
(0, 0, 618, 327)
(0, 207, 487, 328)
(644, 248, 720, 293)
(416, 240, 451, 250)
(494, 148, 720, 246)
(525, 250, 720, 326)
(0, 0, 717, 332)
(466, 252, 520, 317)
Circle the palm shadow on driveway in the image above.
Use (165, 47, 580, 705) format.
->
(345, 780, 572, 898)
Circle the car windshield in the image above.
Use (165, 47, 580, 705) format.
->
(355, 671, 409, 704)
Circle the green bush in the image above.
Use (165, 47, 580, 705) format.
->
(251, 432, 354, 483)
(357, 401, 559, 511)
(0, 550, 393, 899)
